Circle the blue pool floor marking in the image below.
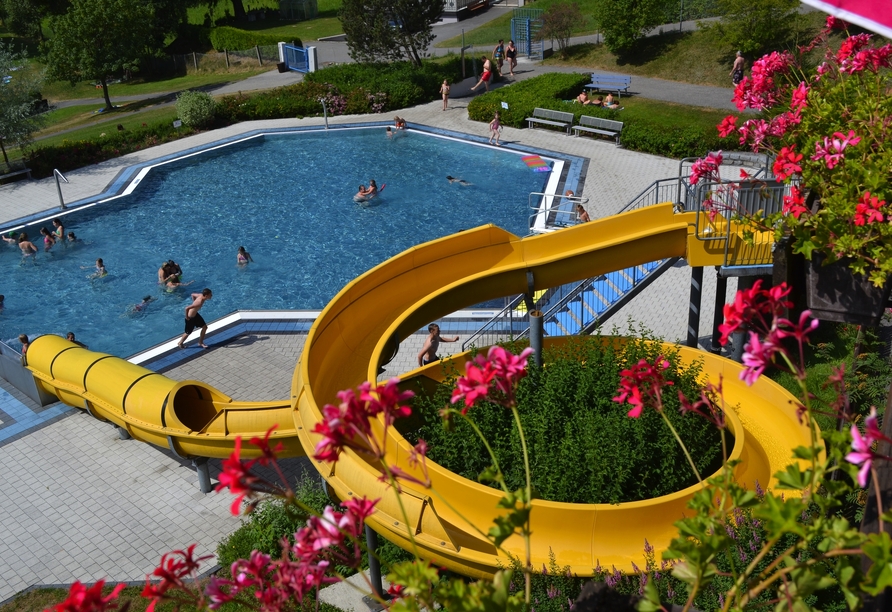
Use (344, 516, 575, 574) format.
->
(0, 383, 75, 447)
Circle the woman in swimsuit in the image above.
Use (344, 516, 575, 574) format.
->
(492, 39, 505, 77)
(52, 218, 65, 241)
(18, 232, 37, 258)
(237, 246, 254, 265)
(440, 79, 450, 111)
(40, 227, 55, 251)
(505, 40, 517, 76)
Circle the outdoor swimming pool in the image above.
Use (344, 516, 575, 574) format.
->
(1, 127, 555, 357)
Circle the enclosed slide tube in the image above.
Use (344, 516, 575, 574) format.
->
(292, 203, 815, 579)
(26, 334, 299, 460)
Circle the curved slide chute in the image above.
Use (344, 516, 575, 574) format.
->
(24, 203, 809, 578)
(292, 203, 812, 578)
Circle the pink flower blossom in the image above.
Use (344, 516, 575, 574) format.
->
(825, 15, 848, 31)
(854, 191, 886, 226)
(613, 356, 674, 417)
(790, 82, 809, 110)
(215, 437, 261, 515)
(846, 408, 892, 487)
(689, 151, 723, 185)
(782, 186, 808, 219)
(51, 580, 126, 612)
(811, 130, 860, 169)
(772, 146, 802, 181)
(451, 346, 533, 412)
(143, 544, 212, 611)
(741, 332, 779, 385)
(718, 280, 792, 345)
(717, 115, 737, 138)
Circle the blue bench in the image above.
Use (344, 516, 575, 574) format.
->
(585, 73, 632, 98)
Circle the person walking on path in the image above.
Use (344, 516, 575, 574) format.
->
(440, 79, 450, 110)
(470, 56, 493, 92)
(177, 288, 212, 349)
(505, 40, 517, 76)
(417, 323, 459, 367)
(492, 39, 505, 77)
(488, 111, 501, 146)
(731, 51, 745, 85)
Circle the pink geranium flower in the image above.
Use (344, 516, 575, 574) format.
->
(846, 408, 892, 487)
(51, 580, 126, 612)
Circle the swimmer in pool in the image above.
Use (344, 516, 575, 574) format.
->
(40, 227, 56, 251)
(132, 295, 154, 312)
(67, 232, 77, 242)
(446, 176, 472, 186)
(166, 277, 194, 292)
(52, 218, 65, 241)
(18, 233, 37, 259)
(236, 246, 254, 265)
(354, 179, 379, 202)
(2, 232, 18, 244)
(85, 258, 107, 278)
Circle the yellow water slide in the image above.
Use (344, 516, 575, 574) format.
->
(292, 203, 810, 578)
(26, 334, 300, 460)
(25, 203, 805, 578)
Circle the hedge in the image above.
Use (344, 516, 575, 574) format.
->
(406, 336, 727, 505)
(467, 72, 735, 159)
(208, 26, 300, 51)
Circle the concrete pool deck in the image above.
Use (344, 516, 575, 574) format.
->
(0, 96, 736, 604)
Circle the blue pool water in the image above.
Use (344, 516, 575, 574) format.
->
(1, 128, 552, 357)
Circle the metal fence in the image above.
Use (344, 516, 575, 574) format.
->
(144, 44, 282, 78)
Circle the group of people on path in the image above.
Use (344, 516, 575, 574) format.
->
(471, 39, 518, 93)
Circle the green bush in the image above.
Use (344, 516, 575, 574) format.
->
(26, 121, 196, 179)
(406, 335, 727, 504)
(467, 72, 591, 127)
(621, 121, 725, 159)
(176, 90, 217, 128)
(305, 59, 464, 110)
(217, 472, 330, 569)
(209, 26, 299, 51)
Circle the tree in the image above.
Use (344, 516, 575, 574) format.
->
(2, 0, 69, 42)
(700, 0, 801, 57)
(0, 42, 46, 168)
(340, 0, 444, 67)
(593, 0, 666, 54)
(540, 1, 585, 58)
(43, 0, 154, 111)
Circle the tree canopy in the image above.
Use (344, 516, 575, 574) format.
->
(540, 1, 586, 58)
(593, 0, 666, 54)
(340, 0, 444, 67)
(700, 0, 801, 57)
(0, 42, 46, 168)
(43, 0, 154, 110)
(2, 0, 69, 42)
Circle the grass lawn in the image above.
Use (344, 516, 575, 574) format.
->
(40, 69, 268, 103)
(435, 0, 600, 48)
(614, 96, 732, 131)
(186, 0, 344, 42)
(33, 106, 181, 150)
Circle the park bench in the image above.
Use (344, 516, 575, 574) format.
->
(526, 108, 574, 134)
(572, 115, 624, 145)
(585, 73, 632, 98)
(0, 167, 32, 185)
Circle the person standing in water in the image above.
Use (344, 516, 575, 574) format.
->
(237, 246, 254, 265)
(177, 288, 213, 349)
(417, 323, 459, 367)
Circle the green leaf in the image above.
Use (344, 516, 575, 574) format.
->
(862, 532, 892, 595)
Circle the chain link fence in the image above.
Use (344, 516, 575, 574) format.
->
(143, 44, 286, 79)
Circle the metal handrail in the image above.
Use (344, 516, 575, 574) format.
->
(528, 191, 590, 233)
(461, 294, 528, 351)
(620, 177, 693, 213)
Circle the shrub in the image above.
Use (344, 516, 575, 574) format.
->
(467, 72, 591, 127)
(621, 121, 725, 158)
(208, 26, 298, 51)
(176, 90, 217, 128)
(407, 335, 727, 505)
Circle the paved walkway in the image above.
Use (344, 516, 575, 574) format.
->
(0, 13, 739, 604)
